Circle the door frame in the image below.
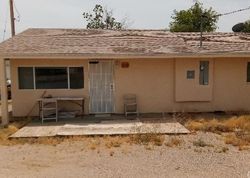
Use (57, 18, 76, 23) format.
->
(88, 60, 116, 114)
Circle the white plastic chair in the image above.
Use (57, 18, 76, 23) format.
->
(41, 98, 58, 124)
(124, 94, 139, 117)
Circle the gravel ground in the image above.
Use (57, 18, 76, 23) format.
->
(0, 132, 249, 178)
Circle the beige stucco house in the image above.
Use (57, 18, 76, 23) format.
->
(0, 28, 250, 125)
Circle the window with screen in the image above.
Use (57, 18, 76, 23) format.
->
(199, 61, 209, 85)
(18, 67, 84, 89)
(18, 67, 34, 89)
(69, 67, 84, 89)
(35, 67, 68, 89)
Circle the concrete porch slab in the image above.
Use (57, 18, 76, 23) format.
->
(10, 118, 190, 138)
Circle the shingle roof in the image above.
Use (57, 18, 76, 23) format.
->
(0, 28, 250, 58)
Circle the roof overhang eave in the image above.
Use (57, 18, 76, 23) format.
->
(1, 52, 250, 59)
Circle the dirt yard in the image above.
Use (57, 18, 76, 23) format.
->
(0, 132, 249, 178)
(0, 114, 250, 178)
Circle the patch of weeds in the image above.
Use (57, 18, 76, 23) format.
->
(214, 146, 229, 153)
(4, 135, 89, 146)
(105, 136, 122, 149)
(224, 133, 250, 150)
(0, 120, 30, 145)
(194, 148, 203, 153)
(153, 136, 165, 146)
(165, 137, 183, 147)
(129, 133, 165, 146)
(185, 116, 250, 133)
(224, 133, 239, 146)
(89, 137, 101, 150)
(144, 144, 154, 150)
(238, 145, 250, 151)
(221, 147, 229, 153)
(193, 138, 213, 147)
(109, 150, 115, 156)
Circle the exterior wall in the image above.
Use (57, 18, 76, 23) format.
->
(115, 58, 250, 113)
(114, 59, 175, 113)
(10, 57, 250, 117)
(213, 58, 250, 111)
(10, 59, 89, 117)
(175, 58, 213, 102)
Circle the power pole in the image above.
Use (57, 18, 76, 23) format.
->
(9, 0, 16, 37)
(199, 15, 203, 48)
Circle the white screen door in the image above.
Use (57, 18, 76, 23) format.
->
(89, 60, 114, 113)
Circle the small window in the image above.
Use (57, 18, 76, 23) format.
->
(18, 67, 34, 89)
(199, 61, 209, 85)
(187, 70, 195, 79)
(247, 62, 250, 82)
(69, 67, 84, 89)
(35, 67, 68, 89)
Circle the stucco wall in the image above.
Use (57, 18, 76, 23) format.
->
(10, 57, 250, 117)
(213, 58, 250, 111)
(114, 59, 175, 113)
(10, 59, 89, 117)
(175, 58, 214, 102)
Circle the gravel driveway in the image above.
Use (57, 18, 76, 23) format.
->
(0, 132, 249, 178)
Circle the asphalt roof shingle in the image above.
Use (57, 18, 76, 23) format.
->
(0, 28, 249, 58)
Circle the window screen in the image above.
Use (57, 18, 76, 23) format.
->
(69, 67, 84, 89)
(247, 62, 250, 82)
(35, 67, 68, 89)
(18, 67, 34, 89)
(199, 61, 209, 85)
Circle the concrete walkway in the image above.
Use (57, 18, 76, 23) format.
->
(11, 116, 190, 138)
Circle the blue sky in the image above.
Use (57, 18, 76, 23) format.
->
(0, 0, 249, 41)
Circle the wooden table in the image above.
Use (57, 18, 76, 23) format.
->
(38, 97, 85, 119)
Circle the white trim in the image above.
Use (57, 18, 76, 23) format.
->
(17, 66, 84, 90)
(67, 67, 70, 90)
(33, 66, 36, 89)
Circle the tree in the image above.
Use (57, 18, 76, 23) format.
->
(83, 4, 125, 30)
(232, 21, 250, 32)
(169, 3, 219, 32)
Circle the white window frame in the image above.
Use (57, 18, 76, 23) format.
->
(18, 66, 84, 90)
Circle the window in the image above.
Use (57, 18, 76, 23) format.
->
(199, 61, 209, 85)
(35, 67, 68, 89)
(18, 67, 84, 89)
(69, 67, 84, 89)
(18, 67, 34, 89)
(247, 62, 250, 82)
(187, 70, 195, 79)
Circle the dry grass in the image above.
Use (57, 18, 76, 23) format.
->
(185, 115, 250, 133)
(193, 138, 213, 147)
(129, 133, 165, 146)
(224, 133, 250, 150)
(104, 136, 123, 149)
(165, 137, 183, 147)
(0, 119, 30, 145)
(215, 146, 229, 153)
(88, 137, 101, 150)
(185, 115, 250, 149)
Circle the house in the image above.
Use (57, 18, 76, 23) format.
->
(0, 28, 250, 125)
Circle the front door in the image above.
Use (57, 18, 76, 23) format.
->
(89, 60, 114, 113)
